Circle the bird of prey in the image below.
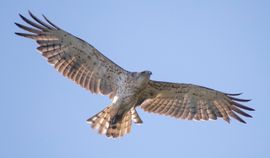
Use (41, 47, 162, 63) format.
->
(15, 11, 254, 138)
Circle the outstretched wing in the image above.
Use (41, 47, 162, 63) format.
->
(139, 80, 254, 123)
(15, 11, 129, 98)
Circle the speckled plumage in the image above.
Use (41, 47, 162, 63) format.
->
(15, 11, 254, 138)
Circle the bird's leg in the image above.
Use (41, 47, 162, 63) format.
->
(110, 113, 124, 129)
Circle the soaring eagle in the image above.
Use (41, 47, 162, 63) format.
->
(15, 11, 254, 138)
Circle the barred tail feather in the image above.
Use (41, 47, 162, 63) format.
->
(86, 106, 111, 135)
(87, 106, 142, 138)
(106, 112, 132, 138)
(131, 108, 143, 124)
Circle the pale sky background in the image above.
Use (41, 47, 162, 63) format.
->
(1, 1, 270, 158)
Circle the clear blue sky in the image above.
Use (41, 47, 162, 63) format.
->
(1, 0, 269, 158)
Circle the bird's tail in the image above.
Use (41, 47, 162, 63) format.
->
(87, 106, 142, 138)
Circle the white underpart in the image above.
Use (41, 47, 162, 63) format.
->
(112, 96, 119, 104)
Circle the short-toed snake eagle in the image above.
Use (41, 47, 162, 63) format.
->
(15, 11, 254, 138)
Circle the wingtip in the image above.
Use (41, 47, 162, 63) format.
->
(18, 13, 24, 19)
(42, 14, 61, 30)
(241, 121, 247, 124)
(226, 92, 243, 96)
(42, 14, 49, 22)
(233, 101, 255, 111)
(240, 117, 247, 124)
(245, 112, 253, 118)
(18, 13, 30, 23)
(14, 32, 27, 37)
(14, 22, 24, 28)
(14, 32, 36, 39)
(249, 107, 255, 111)
(28, 10, 34, 17)
(14, 32, 22, 36)
(238, 117, 247, 124)
(229, 96, 251, 102)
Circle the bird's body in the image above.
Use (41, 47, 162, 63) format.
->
(88, 71, 151, 137)
(15, 11, 254, 138)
